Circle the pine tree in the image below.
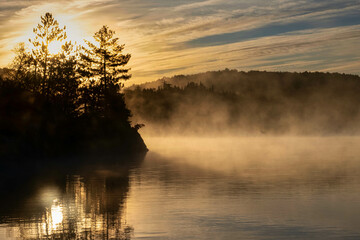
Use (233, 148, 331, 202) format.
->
(80, 25, 131, 92)
(29, 12, 66, 96)
(50, 42, 80, 117)
(9, 43, 34, 90)
(79, 25, 131, 116)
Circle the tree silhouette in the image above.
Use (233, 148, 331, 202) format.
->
(0, 13, 147, 158)
(79, 25, 131, 116)
(10, 43, 29, 81)
(29, 12, 66, 96)
(50, 42, 80, 117)
(80, 25, 131, 91)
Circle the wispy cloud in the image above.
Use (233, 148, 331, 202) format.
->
(186, 7, 360, 47)
(0, 0, 359, 83)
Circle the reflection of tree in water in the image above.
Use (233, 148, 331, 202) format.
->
(2, 172, 133, 240)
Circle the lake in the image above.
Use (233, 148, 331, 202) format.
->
(1, 136, 360, 239)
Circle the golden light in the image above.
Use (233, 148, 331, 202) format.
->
(55, 14, 89, 46)
(50, 199, 63, 230)
(46, 14, 88, 55)
(16, 12, 88, 56)
(48, 40, 64, 55)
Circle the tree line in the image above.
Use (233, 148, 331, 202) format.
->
(8, 12, 131, 117)
(125, 70, 360, 135)
(0, 13, 147, 158)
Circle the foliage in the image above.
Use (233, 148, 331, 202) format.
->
(80, 25, 131, 87)
(79, 25, 131, 117)
(29, 12, 67, 95)
(0, 13, 147, 158)
(125, 70, 360, 135)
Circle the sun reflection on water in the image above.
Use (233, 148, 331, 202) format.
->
(50, 199, 63, 230)
(1, 174, 133, 239)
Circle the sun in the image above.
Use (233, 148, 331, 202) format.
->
(46, 15, 88, 55)
(16, 13, 88, 56)
(48, 40, 64, 55)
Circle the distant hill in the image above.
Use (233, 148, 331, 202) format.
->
(127, 69, 360, 93)
(125, 69, 360, 136)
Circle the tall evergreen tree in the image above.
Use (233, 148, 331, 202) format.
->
(29, 12, 66, 96)
(1, 13, 147, 157)
(80, 25, 131, 91)
(10, 43, 30, 81)
(79, 25, 131, 116)
(50, 42, 80, 117)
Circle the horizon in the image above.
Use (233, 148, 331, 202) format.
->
(0, 0, 359, 85)
(1, 1, 360, 239)
(126, 68, 360, 87)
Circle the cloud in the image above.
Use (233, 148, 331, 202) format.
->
(0, 0, 359, 82)
(173, 0, 224, 11)
(186, 7, 360, 47)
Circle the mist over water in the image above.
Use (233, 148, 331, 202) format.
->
(1, 136, 360, 239)
(3, 69, 360, 239)
(123, 135, 360, 239)
(125, 70, 360, 136)
(141, 135, 360, 186)
(0, 3, 359, 238)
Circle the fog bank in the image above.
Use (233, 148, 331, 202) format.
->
(125, 70, 360, 136)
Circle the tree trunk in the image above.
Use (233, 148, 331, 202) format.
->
(103, 56, 107, 91)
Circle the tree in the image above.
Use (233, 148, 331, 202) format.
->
(2, 13, 147, 157)
(10, 43, 30, 80)
(80, 25, 131, 91)
(29, 12, 66, 96)
(10, 43, 41, 92)
(79, 25, 131, 116)
(49, 42, 80, 117)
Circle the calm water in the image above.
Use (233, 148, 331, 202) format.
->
(1, 137, 360, 239)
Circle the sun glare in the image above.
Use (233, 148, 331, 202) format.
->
(48, 40, 64, 55)
(16, 13, 87, 56)
(50, 199, 63, 230)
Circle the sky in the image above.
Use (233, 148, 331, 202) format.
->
(0, 0, 359, 84)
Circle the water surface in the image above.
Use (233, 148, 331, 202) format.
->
(1, 137, 360, 239)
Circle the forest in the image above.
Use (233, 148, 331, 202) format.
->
(2, 12, 360, 159)
(0, 13, 147, 159)
(125, 69, 360, 136)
